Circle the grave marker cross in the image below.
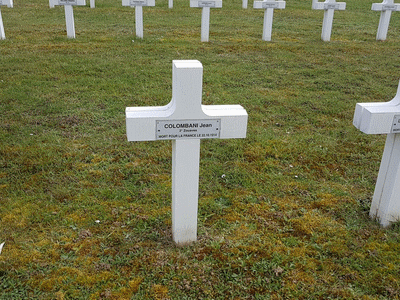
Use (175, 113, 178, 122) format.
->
(126, 60, 248, 245)
(372, 0, 400, 41)
(0, 0, 13, 40)
(312, 0, 346, 41)
(190, 0, 222, 42)
(49, 0, 86, 38)
(253, 0, 286, 41)
(122, 0, 155, 39)
(353, 80, 400, 227)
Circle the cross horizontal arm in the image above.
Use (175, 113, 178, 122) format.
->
(353, 79, 400, 134)
(122, 0, 155, 7)
(372, 3, 400, 11)
(253, 1, 285, 9)
(126, 105, 247, 141)
(312, 0, 346, 10)
(190, 0, 222, 8)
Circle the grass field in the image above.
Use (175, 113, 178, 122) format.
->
(1, 0, 400, 299)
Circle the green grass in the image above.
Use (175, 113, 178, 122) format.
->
(1, 0, 400, 298)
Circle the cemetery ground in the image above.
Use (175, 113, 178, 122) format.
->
(1, 0, 400, 298)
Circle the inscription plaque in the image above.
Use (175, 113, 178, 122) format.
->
(391, 115, 400, 133)
(262, 2, 279, 8)
(326, 3, 339, 9)
(198, 1, 216, 7)
(130, 0, 147, 5)
(156, 119, 221, 140)
(59, 0, 77, 4)
(383, 4, 396, 10)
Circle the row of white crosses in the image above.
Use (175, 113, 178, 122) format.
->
(354, 80, 400, 227)
(126, 60, 248, 245)
(0, 0, 13, 40)
(38, 0, 400, 41)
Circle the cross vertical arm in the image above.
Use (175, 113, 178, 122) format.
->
(0, 8, 5, 40)
(0, 0, 13, 40)
(64, 5, 76, 38)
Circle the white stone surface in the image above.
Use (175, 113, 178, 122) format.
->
(190, 0, 222, 42)
(372, 0, 400, 40)
(353, 80, 400, 227)
(253, 0, 285, 41)
(126, 60, 248, 244)
(90, 0, 95, 8)
(312, 0, 346, 42)
(353, 80, 400, 134)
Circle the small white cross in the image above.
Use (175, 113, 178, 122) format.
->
(354, 80, 400, 227)
(253, 0, 286, 41)
(372, 0, 400, 41)
(49, 0, 86, 38)
(190, 0, 222, 42)
(90, 0, 95, 8)
(126, 60, 248, 244)
(312, 0, 346, 41)
(0, 0, 13, 40)
(122, 0, 155, 39)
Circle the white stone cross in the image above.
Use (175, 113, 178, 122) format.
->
(242, 0, 247, 9)
(253, 0, 285, 41)
(90, 0, 95, 8)
(126, 60, 248, 245)
(372, 0, 400, 41)
(190, 0, 222, 42)
(353, 79, 400, 227)
(312, 0, 346, 41)
(169, 0, 173, 8)
(0, 0, 13, 40)
(122, 0, 155, 39)
(49, 0, 86, 39)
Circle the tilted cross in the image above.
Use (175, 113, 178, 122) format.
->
(372, 0, 400, 41)
(0, 0, 13, 40)
(126, 60, 248, 244)
(353, 79, 400, 227)
(49, 0, 86, 38)
(312, 0, 346, 41)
